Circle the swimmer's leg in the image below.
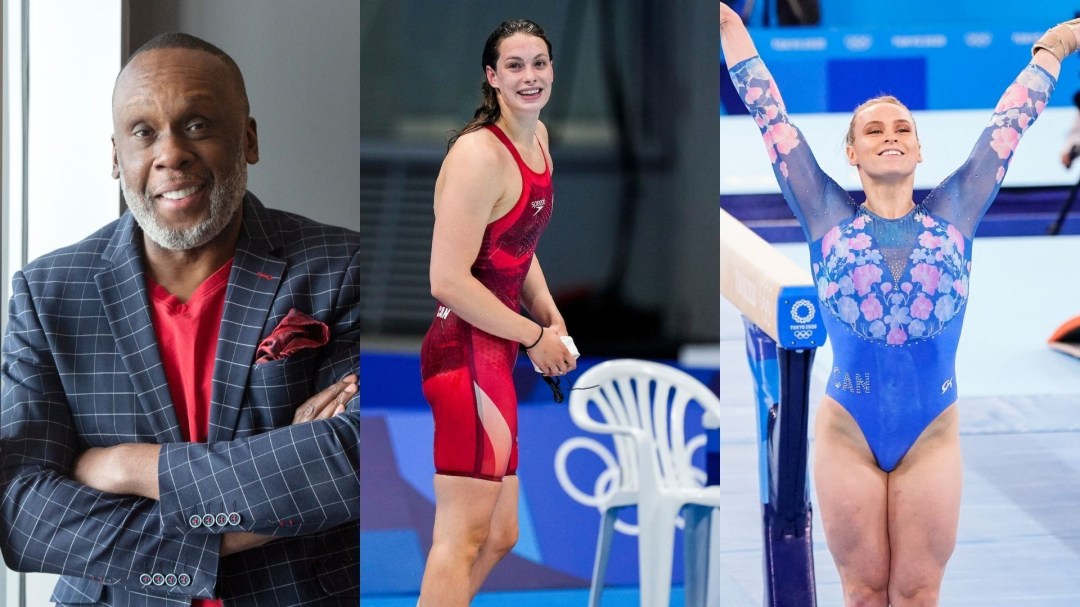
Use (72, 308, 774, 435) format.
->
(887, 404, 962, 607)
(418, 474, 504, 607)
(468, 474, 519, 597)
(814, 397, 891, 606)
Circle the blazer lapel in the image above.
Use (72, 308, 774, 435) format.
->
(209, 194, 285, 441)
(95, 214, 184, 443)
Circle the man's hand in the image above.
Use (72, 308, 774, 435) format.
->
(221, 532, 275, 556)
(72, 443, 161, 499)
(292, 374, 357, 424)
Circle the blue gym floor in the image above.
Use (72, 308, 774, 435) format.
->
(363, 236, 1080, 606)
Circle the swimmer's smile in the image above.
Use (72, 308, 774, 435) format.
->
(518, 87, 543, 100)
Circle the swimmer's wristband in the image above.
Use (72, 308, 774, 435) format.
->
(523, 325, 544, 350)
(532, 336, 580, 373)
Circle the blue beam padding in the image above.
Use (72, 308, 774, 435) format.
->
(771, 347, 815, 525)
(742, 319, 819, 606)
(776, 286, 826, 350)
(742, 320, 780, 505)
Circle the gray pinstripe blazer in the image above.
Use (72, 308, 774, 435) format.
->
(0, 193, 360, 606)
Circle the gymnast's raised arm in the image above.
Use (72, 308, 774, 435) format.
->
(720, 2, 854, 242)
(719, 2, 758, 65)
(922, 20, 1080, 237)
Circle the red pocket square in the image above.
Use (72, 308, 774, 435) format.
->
(255, 308, 330, 364)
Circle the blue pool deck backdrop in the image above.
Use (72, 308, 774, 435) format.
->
(359, 353, 720, 597)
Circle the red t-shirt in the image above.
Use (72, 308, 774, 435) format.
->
(148, 261, 232, 607)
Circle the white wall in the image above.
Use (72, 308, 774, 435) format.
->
(2, 0, 22, 338)
(2, 2, 122, 604)
(25, 1, 121, 259)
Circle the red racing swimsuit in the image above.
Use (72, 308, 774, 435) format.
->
(420, 124, 553, 481)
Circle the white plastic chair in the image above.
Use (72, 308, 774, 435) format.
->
(568, 359, 723, 607)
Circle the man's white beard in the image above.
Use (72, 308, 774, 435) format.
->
(120, 151, 247, 251)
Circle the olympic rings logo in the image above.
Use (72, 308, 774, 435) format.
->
(843, 34, 873, 52)
(553, 435, 708, 536)
(793, 330, 813, 340)
(790, 299, 816, 324)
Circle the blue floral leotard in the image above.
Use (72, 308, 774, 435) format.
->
(729, 56, 1054, 471)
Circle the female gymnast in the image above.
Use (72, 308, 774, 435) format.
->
(721, 4, 1079, 605)
(417, 18, 576, 607)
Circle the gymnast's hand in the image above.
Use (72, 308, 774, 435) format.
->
(719, 1, 757, 66)
(1032, 18, 1080, 62)
(719, 2, 739, 28)
(292, 374, 357, 424)
(525, 325, 576, 377)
